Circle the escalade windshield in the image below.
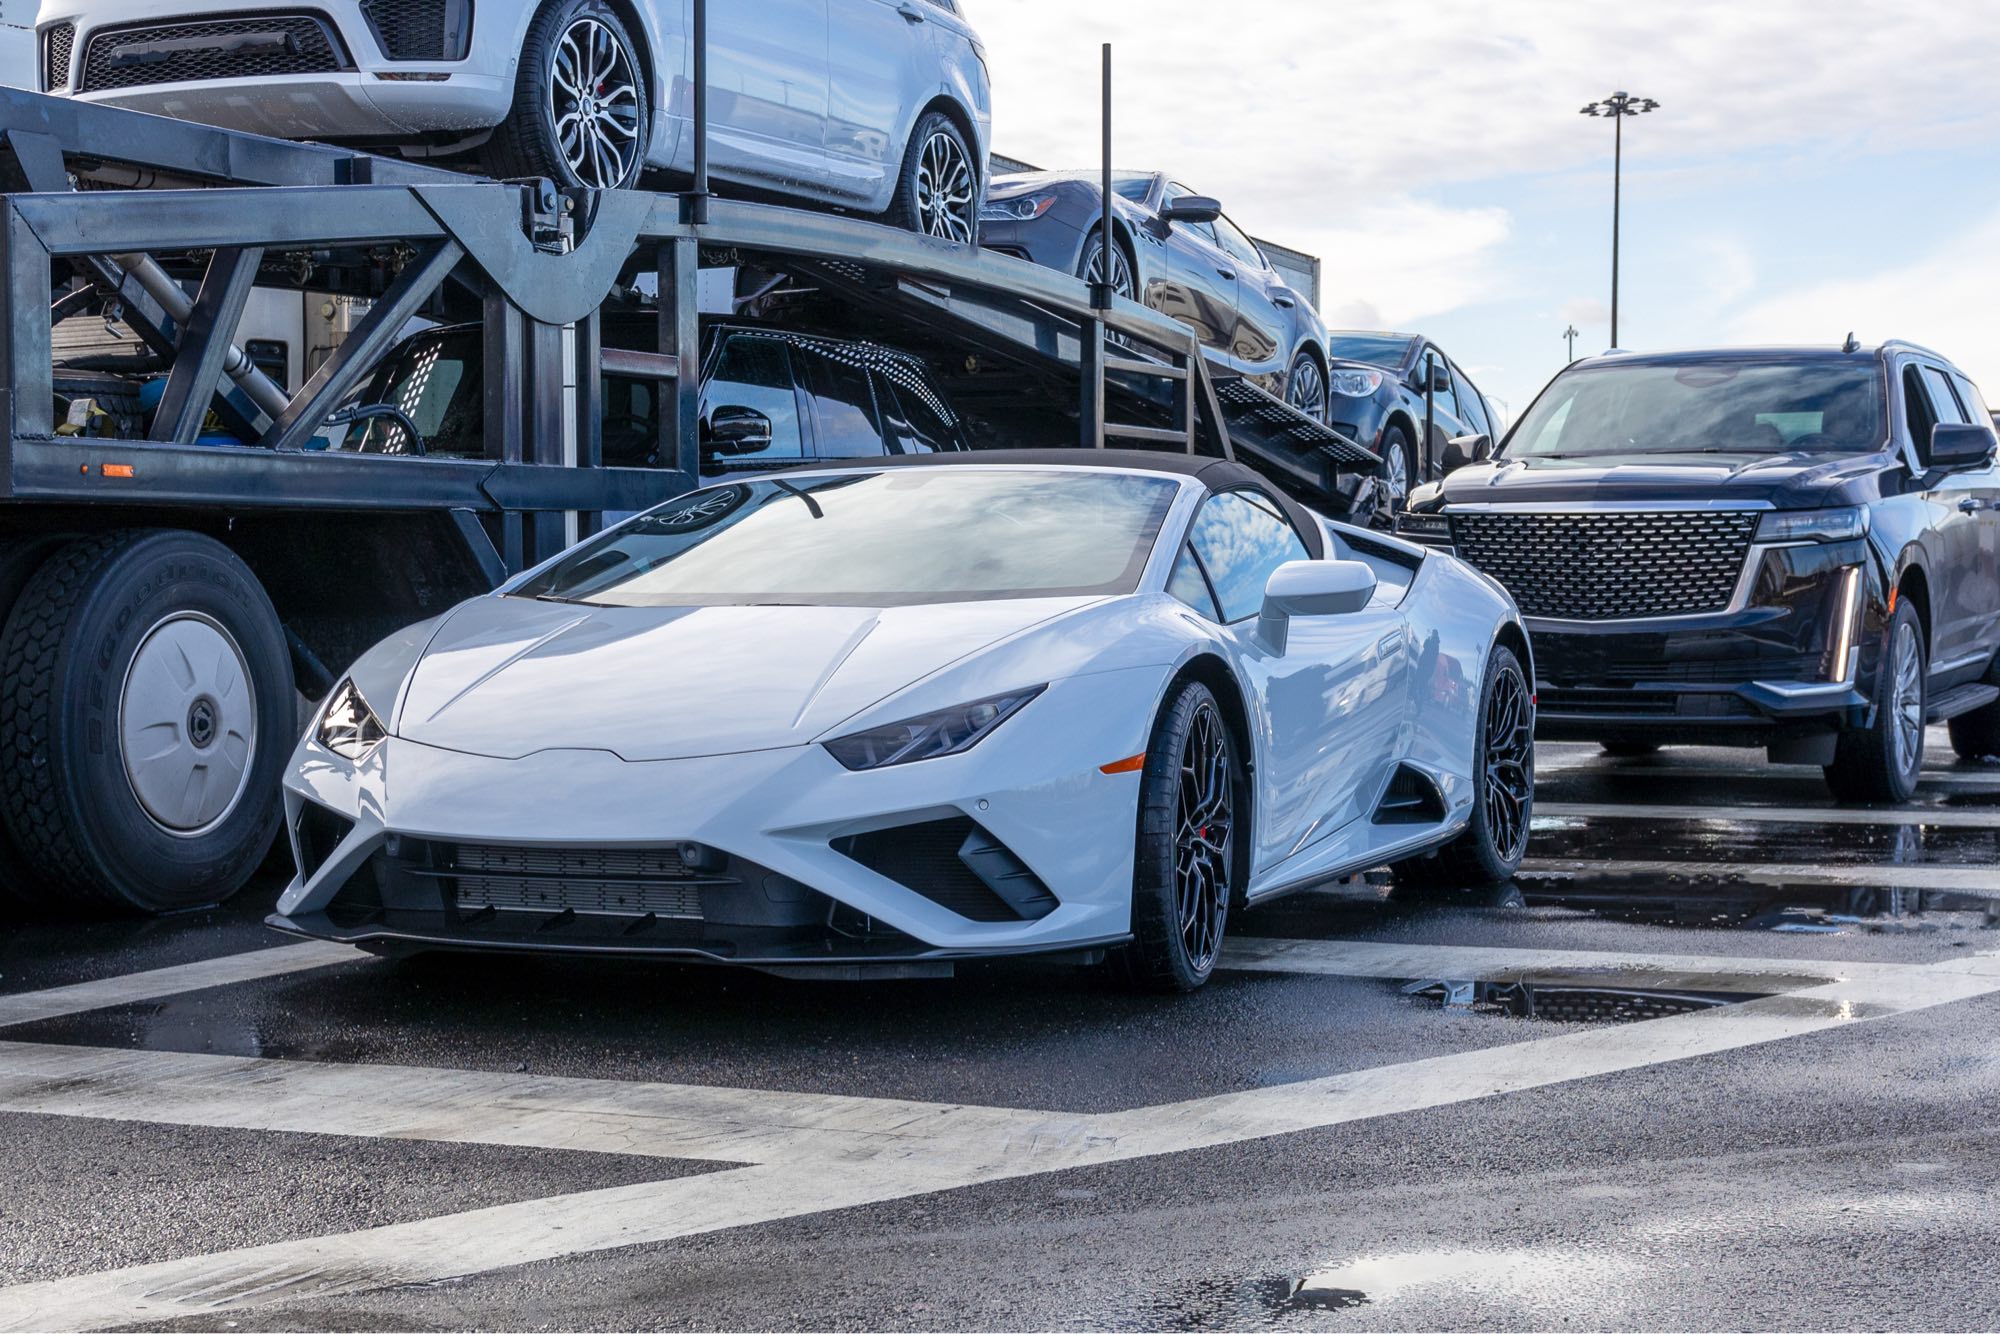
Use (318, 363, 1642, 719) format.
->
(514, 469, 1181, 608)
(1506, 360, 1887, 458)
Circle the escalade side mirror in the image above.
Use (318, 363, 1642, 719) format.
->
(1256, 559, 1378, 654)
(704, 405, 774, 456)
(1159, 194, 1222, 227)
(1928, 421, 1997, 471)
(1443, 433, 1491, 471)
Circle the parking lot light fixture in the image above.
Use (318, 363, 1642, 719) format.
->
(1579, 91, 1658, 348)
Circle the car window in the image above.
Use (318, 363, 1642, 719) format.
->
(1426, 356, 1460, 420)
(1324, 334, 1416, 368)
(880, 374, 959, 454)
(1901, 365, 1938, 447)
(514, 470, 1184, 608)
(342, 328, 481, 455)
(1921, 366, 1969, 424)
(701, 335, 807, 460)
(798, 345, 889, 457)
(1186, 489, 1309, 623)
(1162, 181, 1218, 245)
(1950, 373, 1993, 428)
(1167, 544, 1221, 621)
(1454, 367, 1491, 437)
(600, 372, 661, 466)
(1508, 360, 1888, 457)
(1212, 214, 1264, 269)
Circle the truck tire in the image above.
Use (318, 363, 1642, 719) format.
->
(485, 0, 650, 190)
(0, 530, 294, 913)
(1825, 599, 1925, 804)
(0, 536, 68, 908)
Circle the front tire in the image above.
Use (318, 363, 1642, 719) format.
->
(0, 531, 294, 913)
(1113, 680, 1242, 993)
(1392, 645, 1534, 889)
(1376, 423, 1417, 516)
(484, 0, 650, 190)
(1826, 600, 1926, 802)
(1286, 352, 1328, 424)
(891, 110, 978, 245)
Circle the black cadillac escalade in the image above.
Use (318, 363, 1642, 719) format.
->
(1397, 342, 2000, 801)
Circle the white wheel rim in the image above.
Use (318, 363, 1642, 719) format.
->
(119, 612, 258, 837)
(550, 17, 641, 188)
(914, 131, 975, 243)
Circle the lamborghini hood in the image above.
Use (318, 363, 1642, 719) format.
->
(391, 595, 1101, 761)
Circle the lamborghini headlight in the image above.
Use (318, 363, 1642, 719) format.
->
(317, 678, 386, 761)
(823, 687, 1045, 771)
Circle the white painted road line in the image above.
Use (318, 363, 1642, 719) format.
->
(1217, 937, 1926, 986)
(1538, 801, 2000, 828)
(5, 949, 1996, 1331)
(0, 942, 356, 1030)
(1520, 858, 2000, 893)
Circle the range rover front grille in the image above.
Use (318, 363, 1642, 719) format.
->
(1449, 509, 1758, 621)
(43, 23, 74, 92)
(361, 0, 473, 61)
(80, 14, 347, 94)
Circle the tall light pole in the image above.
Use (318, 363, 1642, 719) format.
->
(1563, 324, 1579, 362)
(1580, 91, 1657, 348)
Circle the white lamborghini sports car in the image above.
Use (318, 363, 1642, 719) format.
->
(272, 452, 1532, 990)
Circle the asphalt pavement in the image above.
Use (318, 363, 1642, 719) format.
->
(1, 732, 1997, 1331)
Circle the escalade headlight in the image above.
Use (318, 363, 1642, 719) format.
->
(1328, 368, 1385, 397)
(1755, 507, 1869, 544)
(823, 687, 1044, 771)
(1394, 511, 1454, 545)
(317, 678, 386, 761)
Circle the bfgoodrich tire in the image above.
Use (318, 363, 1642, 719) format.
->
(0, 530, 294, 913)
(1112, 679, 1244, 993)
(484, 0, 650, 190)
(1392, 645, 1534, 889)
(1825, 599, 1925, 804)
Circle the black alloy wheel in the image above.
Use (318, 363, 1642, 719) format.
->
(1377, 423, 1416, 516)
(1287, 353, 1328, 424)
(1116, 680, 1241, 992)
(1391, 644, 1534, 889)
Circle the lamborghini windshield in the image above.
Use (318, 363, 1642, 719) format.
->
(1506, 359, 1888, 458)
(513, 469, 1182, 608)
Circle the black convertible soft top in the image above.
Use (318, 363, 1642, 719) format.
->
(772, 449, 1326, 558)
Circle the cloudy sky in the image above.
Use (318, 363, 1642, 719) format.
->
(976, 0, 2000, 424)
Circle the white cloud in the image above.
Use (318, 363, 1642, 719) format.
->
(974, 1, 2000, 347)
(1726, 212, 2000, 393)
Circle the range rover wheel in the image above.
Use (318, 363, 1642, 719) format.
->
(0, 531, 294, 913)
(486, 0, 650, 190)
(1113, 680, 1243, 993)
(1825, 599, 1925, 803)
(891, 111, 978, 245)
(1392, 645, 1534, 889)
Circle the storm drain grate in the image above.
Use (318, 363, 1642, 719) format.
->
(1402, 977, 1766, 1023)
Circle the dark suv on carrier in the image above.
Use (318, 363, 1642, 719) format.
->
(1397, 342, 2000, 801)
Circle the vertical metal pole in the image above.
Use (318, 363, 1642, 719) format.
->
(1096, 43, 1112, 313)
(1610, 110, 1621, 349)
(659, 238, 701, 488)
(688, 0, 709, 225)
(1080, 43, 1110, 448)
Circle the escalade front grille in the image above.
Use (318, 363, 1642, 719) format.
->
(80, 14, 347, 94)
(1449, 510, 1759, 621)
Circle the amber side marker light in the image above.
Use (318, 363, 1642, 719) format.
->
(101, 463, 135, 478)
(1099, 754, 1145, 775)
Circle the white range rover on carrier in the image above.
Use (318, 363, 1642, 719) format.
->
(32, 0, 991, 239)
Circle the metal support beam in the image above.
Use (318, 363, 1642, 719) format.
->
(524, 317, 567, 566)
(483, 285, 526, 572)
(1079, 318, 1104, 449)
(149, 246, 264, 443)
(658, 237, 701, 488)
(259, 240, 464, 455)
(575, 310, 603, 538)
(0, 209, 53, 443)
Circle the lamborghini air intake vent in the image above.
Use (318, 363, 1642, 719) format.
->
(1372, 764, 1446, 825)
(835, 817, 1057, 922)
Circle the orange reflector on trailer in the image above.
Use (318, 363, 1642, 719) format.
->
(101, 463, 135, 478)
(1099, 754, 1145, 774)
